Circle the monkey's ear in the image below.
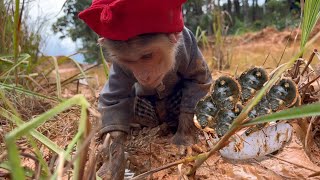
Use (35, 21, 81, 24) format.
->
(97, 37, 106, 45)
(168, 33, 181, 44)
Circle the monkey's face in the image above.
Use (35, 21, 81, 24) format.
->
(117, 46, 171, 88)
(100, 34, 180, 88)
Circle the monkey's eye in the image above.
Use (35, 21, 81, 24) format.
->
(120, 58, 136, 64)
(141, 53, 153, 60)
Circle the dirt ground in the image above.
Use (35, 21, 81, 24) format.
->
(125, 124, 320, 179)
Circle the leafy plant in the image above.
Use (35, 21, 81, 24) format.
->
(300, 0, 320, 49)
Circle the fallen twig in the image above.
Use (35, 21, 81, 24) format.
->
(309, 171, 320, 177)
(267, 154, 318, 173)
(301, 49, 317, 76)
(130, 154, 207, 180)
(299, 74, 320, 91)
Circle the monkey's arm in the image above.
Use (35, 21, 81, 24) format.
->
(98, 63, 135, 135)
(179, 29, 212, 115)
(173, 28, 212, 145)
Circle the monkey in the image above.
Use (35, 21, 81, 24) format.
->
(78, 0, 212, 179)
(98, 29, 212, 145)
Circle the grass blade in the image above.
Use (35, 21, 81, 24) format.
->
(73, 106, 89, 180)
(300, 0, 320, 49)
(0, 107, 68, 159)
(69, 57, 96, 97)
(0, 54, 31, 77)
(6, 94, 89, 138)
(0, 161, 34, 178)
(0, 83, 60, 102)
(13, 0, 20, 85)
(52, 56, 61, 99)
(242, 102, 320, 126)
(5, 136, 25, 179)
(5, 95, 90, 179)
(0, 73, 38, 80)
(99, 45, 109, 79)
(50, 131, 83, 180)
(0, 53, 30, 64)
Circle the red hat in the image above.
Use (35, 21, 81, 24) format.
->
(78, 0, 186, 41)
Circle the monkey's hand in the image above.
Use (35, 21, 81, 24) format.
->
(172, 113, 198, 146)
(97, 131, 127, 180)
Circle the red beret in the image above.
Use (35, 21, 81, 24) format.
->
(78, 0, 186, 40)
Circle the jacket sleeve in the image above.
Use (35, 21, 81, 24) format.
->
(178, 28, 212, 114)
(98, 63, 135, 135)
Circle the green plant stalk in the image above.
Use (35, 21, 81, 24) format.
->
(13, 0, 20, 84)
(26, 132, 51, 176)
(100, 45, 109, 79)
(0, 107, 68, 159)
(0, 73, 38, 80)
(5, 95, 90, 179)
(6, 94, 89, 138)
(0, 89, 21, 117)
(70, 58, 96, 96)
(37, 55, 71, 85)
(25, 75, 47, 92)
(195, 26, 209, 48)
(0, 83, 60, 102)
(0, 54, 30, 77)
(73, 106, 88, 180)
(1, 89, 51, 176)
(50, 131, 83, 180)
(195, 26, 201, 42)
(5, 136, 25, 179)
(0, 161, 34, 178)
(214, 10, 222, 46)
(300, 0, 320, 49)
(60, 64, 100, 88)
(61, 74, 86, 86)
(242, 102, 320, 126)
(212, 9, 224, 70)
(0, 53, 30, 66)
(52, 56, 61, 99)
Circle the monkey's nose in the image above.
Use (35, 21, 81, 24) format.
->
(138, 76, 152, 85)
(139, 76, 150, 82)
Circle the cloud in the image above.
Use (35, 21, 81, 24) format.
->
(29, 0, 85, 63)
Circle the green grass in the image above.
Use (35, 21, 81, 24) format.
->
(300, 0, 320, 49)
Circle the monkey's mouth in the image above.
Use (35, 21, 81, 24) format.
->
(141, 74, 164, 88)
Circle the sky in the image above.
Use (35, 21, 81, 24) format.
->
(28, 0, 85, 63)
